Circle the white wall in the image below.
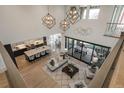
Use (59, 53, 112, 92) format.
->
(0, 5, 119, 48)
(0, 5, 64, 44)
(65, 5, 119, 48)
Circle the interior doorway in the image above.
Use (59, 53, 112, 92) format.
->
(48, 33, 62, 52)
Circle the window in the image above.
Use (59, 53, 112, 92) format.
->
(118, 7, 124, 23)
(88, 6, 100, 19)
(65, 37, 110, 65)
(80, 5, 100, 20)
(80, 7, 87, 19)
(104, 6, 124, 38)
(83, 8, 87, 19)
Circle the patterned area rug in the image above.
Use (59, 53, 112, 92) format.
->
(43, 58, 87, 88)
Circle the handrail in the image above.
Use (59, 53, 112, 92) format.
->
(0, 41, 27, 88)
(104, 22, 124, 38)
(107, 23, 124, 25)
(88, 37, 124, 88)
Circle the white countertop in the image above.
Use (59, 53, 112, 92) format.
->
(24, 45, 50, 57)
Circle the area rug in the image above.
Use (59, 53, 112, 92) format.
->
(42, 58, 87, 88)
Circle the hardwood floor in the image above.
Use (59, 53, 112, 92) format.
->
(16, 53, 88, 88)
(109, 44, 124, 87)
(16, 54, 60, 88)
(0, 72, 10, 88)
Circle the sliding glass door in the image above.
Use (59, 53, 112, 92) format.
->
(68, 38, 73, 56)
(81, 42, 94, 63)
(65, 37, 68, 49)
(73, 40, 82, 59)
(65, 36, 110, 65)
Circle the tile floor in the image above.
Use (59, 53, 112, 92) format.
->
(43, 57, 90, 88)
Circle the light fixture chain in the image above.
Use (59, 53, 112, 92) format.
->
(48, 5, 49, 13)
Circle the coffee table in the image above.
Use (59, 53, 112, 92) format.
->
(62, 64, 79, 78)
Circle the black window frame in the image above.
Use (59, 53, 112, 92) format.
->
(65, 36, 111, 65)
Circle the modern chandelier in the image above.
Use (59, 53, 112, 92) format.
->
(42, 6, 80, 30)
(60, 6, 70, 31)
(60, 18, 70, 31)
(42, 6, 56, 29)
(67, 6, 80, 24)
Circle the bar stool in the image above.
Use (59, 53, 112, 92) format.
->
(29, 55, 35, 61)
(35, 53, 41, 58)
(46, 49, 50, 54)
(41, 51, 46, 56)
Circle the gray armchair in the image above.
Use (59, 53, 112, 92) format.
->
(85, 66, 99, 79)
(69, 80, 88, 88)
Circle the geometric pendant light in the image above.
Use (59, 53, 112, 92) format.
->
(66, 6, 80, 24)
(60, 6, 70, 31)
(60, 18, 70, 31)
(42, 6, 56, 29)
